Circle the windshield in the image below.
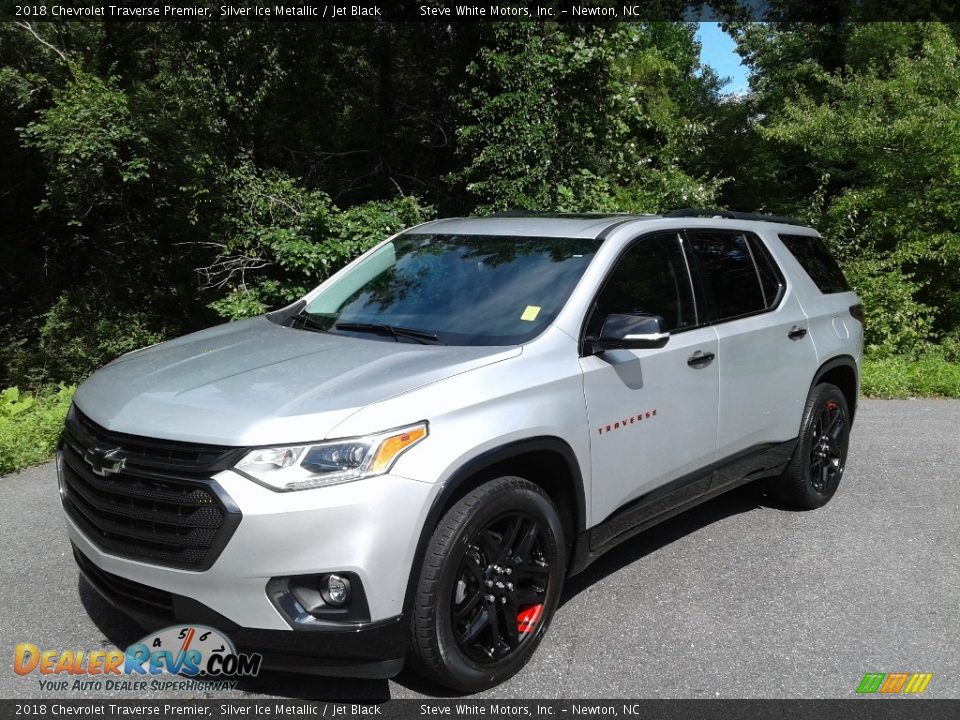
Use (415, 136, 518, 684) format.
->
(300, 234, 601, 346)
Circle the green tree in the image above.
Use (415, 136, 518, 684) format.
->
(453, 22, 723, 213)
(732, 22, 960, 354)
(1, 22, 454, 384)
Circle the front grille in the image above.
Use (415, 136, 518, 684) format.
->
(70, 408, 243, 475)
(60, 409, 242, 570)
(74, 546, 175, 619)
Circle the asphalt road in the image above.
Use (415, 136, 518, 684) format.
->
(2, 399, 958, 700)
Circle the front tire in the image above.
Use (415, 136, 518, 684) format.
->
(774, 382, 851, 509)
(409, 476, 565, 692)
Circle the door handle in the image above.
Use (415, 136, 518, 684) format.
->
(687, 350, 715, 368)
(788, 326, 808, 340)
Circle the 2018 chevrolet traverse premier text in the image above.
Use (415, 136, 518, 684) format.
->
(59, 210, 862, 691)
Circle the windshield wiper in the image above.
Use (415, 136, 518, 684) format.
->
(291, 311, 329, 334)
(334, 322, 441, 345)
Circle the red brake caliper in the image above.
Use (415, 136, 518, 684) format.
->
(516, 604, 544, 634)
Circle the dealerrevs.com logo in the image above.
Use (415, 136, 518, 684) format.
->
(14, 625, 261, 692)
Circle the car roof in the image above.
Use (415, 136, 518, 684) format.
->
(406, 214, 643, 239)
(406, 210, 813, 239)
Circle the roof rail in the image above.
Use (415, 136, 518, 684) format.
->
(663, 208, 807, 227)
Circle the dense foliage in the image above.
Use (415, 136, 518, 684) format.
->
(454, 23, 720, 212)
(862, 353, 960, 399)
(727, 22, 960, 357)
(0, 385, 74, 475)
(1, 20, 958, 402)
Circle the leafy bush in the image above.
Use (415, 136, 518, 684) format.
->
(862, 352, 960, 399)
(0, 385, 75, 475)
(4, 293, 166, 388)
(843, 257, 935, 357)
(21, 70, 151, 206)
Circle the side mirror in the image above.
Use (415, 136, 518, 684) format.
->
(592, 313, 670, 352)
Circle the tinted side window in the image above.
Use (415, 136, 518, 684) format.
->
(686, 230, 767, 321)
(779, 234, 851, 294)
(586, 233, 696, 336)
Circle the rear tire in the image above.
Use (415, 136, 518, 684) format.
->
(773, 382, 850, 509)
(409, 476, 565, 693)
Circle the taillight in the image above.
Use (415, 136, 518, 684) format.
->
(849, 304, 865, 324)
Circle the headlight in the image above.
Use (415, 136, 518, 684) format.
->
(233, 422, 428, 492)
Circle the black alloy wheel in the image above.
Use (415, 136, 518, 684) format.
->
(809, 398, 845, 494)
(409, 476, 565, 692)
(774, 382, 851, 509)
(451, 512, 552, 664)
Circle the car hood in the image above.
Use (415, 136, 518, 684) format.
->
(73, 317, 521, 446)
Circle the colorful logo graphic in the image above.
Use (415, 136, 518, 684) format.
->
(856, 672, 933, 695)
(15, 625, 261, 679)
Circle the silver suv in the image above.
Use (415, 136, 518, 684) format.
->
(59, 210, 862, 692)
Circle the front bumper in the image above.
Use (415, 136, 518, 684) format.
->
(62, 463, 441, 676)
(73, 544, 407, 678)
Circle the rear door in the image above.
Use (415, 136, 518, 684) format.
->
(580, 232, 719, 525)
(683, 229, 818, 461)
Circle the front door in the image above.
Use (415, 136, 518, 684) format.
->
(579, 232, 719, 526)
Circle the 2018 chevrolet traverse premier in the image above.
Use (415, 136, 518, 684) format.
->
(59, 210, 862, 691)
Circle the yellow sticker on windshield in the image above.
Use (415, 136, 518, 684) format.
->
(521, 305, 541, 322)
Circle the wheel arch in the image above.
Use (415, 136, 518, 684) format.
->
(811, 354, 859, 424)
(401, 437, 587, 616)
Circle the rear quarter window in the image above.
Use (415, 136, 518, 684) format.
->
(779, 234, 851, 294)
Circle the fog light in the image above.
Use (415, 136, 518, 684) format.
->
(321, 574, 351, 606)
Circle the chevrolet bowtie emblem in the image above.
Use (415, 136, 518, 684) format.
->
(84, 447, 126, 477)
